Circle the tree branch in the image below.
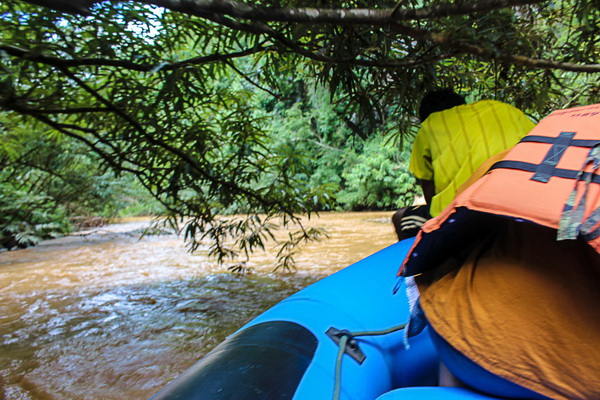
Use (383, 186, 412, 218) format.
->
(4, 102, 184, 216)
(224, 59, 283, 100)
(23, 0, 546, 23)
(0, 44, 270, 71)
(166, 2, 600, 74)
(13, 106, 112, 114)
(56, 66, 294, 212)
(197, 15, 461, 69)
(57, 66, 150, 133)
(5, 99, 139, 165)
(16, 111, 137, 173)
(11, 1, 600, 73)
(393, 24, 600, 73)
(1, 38, 458, 84)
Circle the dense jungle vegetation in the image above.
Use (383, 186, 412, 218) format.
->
(1, 0, 598, 268)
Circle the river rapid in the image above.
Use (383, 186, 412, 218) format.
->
(0, 211, 397, 400)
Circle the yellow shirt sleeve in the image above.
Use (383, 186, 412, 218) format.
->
(409, 127, 433, 181)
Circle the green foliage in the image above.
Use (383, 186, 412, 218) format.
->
(0, 183, 71, 249)
(0, 110, 163, 248)
(0, 0, 598, 266)
(253, 85, 419, 212)
(337, 136, 417, 210)
(309, 1, 600, 130)
(112, 176, 166, 217)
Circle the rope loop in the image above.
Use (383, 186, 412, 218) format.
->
(331, 323, 407, 400)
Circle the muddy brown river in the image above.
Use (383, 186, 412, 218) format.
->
(0, 212, 397, 399)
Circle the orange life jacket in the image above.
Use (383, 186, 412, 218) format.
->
(400, 103, 600, 277)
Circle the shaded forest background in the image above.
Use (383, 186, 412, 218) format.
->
(1, 0, 598, 269)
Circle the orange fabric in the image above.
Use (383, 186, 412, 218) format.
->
(428, 155, 600, 236)
(459, 103, 600, 247)
(400, 103, 600, 277)
(418, 221, 600, 400)
(454, 148, 511, 197)
(400, 103, 600, 399)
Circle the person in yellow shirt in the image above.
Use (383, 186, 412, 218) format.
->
(393, 90, 535, 239)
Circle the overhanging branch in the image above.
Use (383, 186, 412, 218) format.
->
(394, 25, 600, 73)
(13, 0, 600, 73)
(0, 44, 271, 71)
(199, 12, 600, 73)
(196, 13, 460, 69)
(22, 0, 546, 23)
(12, 106, 112, 114)
(8, 103, 183, 215)
(55, 66, 291, 212)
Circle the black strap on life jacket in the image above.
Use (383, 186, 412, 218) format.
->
(489, 132, 600, 242)
(489, 132, 600, 184)
(520, 134, 600, 149)
(529, 132, 577, 182)
(489, 160, 600, 185)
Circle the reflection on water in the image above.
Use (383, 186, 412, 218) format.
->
(0, 212, 396, 399)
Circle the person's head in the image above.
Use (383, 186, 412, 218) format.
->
(418, 89, 466, 122)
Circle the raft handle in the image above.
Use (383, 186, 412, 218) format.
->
(326, 327, 366, 364)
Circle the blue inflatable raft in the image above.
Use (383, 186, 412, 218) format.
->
(150, 238, 503, 400)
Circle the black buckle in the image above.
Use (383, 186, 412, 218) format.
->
(326, 327, 366, 364)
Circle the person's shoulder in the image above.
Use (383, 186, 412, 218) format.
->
(420, 102, 472, 125)
(472, 99, 523, 113)
(469, 100, 534, 131)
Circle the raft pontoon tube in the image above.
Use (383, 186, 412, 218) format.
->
(150, 238, 503, 400)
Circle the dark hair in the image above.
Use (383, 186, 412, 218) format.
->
(418, 90, 466, 122)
